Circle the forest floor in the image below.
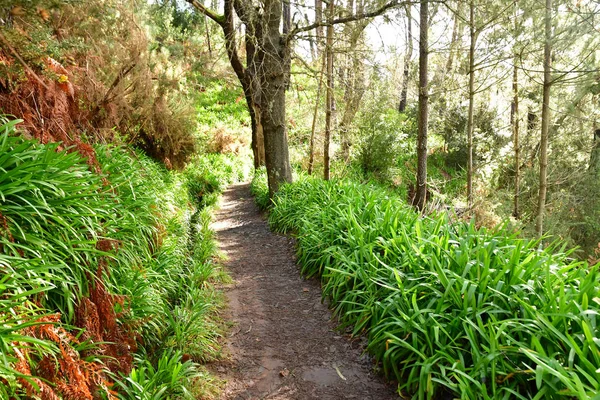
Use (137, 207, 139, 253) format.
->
(210, 183, 398, 400)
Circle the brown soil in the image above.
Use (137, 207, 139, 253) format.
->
(211, 183, 398, 400)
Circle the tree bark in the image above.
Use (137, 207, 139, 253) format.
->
(261, 0, 293, 197)
(466, 1, 475, 209)
(398, 3, 412, 112)
(324, 0, 335, 180)
(512, 2, 520, 219)
(243, 6, 266, 168)
(512, 59, 520, 218)
(535, 0, 552, 237)
(414, 0, 428, 211)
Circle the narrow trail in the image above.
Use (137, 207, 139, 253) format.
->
(210, 183, 397, 400)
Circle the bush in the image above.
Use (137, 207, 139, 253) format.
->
(113, 350, 199, 399)
(250, 167, 270, 210)
(0, 118, 234, 398)
(184, 153, 250, 208)
(264, 178, 600, 399)
(356, 110, 409, 179)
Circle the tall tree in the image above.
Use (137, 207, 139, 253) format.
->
(324, 0, 335, 180)
(308, 54, 327, 175)
(466, 0, 476, 209)
(189, 0, 405, 195)
(511, 0, 520, 219)
(414, 0, 429, 211)
(535, 0, 552, 236)
(398, 3, 412, 112)
(188, 0, 291, 196)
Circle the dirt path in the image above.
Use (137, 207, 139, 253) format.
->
(210, 183, 397, 400)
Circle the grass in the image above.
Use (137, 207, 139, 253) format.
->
(0, 117, 249, 398)
(253, 175, 600, 399)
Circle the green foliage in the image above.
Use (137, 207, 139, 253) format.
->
(250, 167, 270, 210)
(184, 153, 249, 208)
(260, 177, 600, 399)
(437, 104, 504, 170)
(113, 351, 199, 400)
(0, 119, 108, 321)
(0, 118, 237, 397)
(356, 109, 414, 179)
(196, 80, 250, 131)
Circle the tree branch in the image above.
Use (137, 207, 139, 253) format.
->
(289, 0, 413, 38)
(187, 0, 225, 26)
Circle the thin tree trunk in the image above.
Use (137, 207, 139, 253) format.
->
(398, 3, 412, 112)
(309, 54, 327, 175)
(466, 1, 475, 209)
(415, 0, 428, 211)
(305, 13, 317, 59)
(445, 1, 462, 74)
(315, 0, 324, 53)
(512, 2, 520, 219)
(324, 0, 335, 180)
(204, 13, 212, 57)
(535, 0, 552, 237)
(512, 61, 520, 218)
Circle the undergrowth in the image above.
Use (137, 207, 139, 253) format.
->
(0, 118, 248, 398)
(252, 175, 600, 399)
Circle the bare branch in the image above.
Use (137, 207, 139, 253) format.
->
(0, 32, 50, 90)
(289, 0, 414, 38)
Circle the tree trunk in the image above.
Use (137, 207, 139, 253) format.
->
(308, 54, 327, 175)
(248, 101, 265, 168)
(244, 14, 265, 168)
(466, 1, 475, 209)
(324, 0, 335, 180)
(445, 1, 462, 74)
(512, 60, 520, 218)
(305, 13, 317, 60)
(590, 130, 600, 175)
(203, 3, 213, 58)
(398, 3, 412, 112)
(414, 0, 428, 211)
(315, 0, 324, 53)
(512, 2, 520, 219)
(338, 12, 367, 162)
(261, 0, 293, 197)
(535, 0, 552, 237)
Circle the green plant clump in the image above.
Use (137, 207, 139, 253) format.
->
(0, 118, 243, 398)
(257, 177, 600, 399)
(250, 167, 270, 210)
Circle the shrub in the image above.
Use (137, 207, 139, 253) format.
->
(113, 350, 199, 400)
(264, 178, 600, 399)
(250, 167, 270, 210)
(0, 118, 234, 398)
(356, 110, 407, 179)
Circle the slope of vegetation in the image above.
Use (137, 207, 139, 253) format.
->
(0, 118, 248, 398)
(252, 174, 600, 399)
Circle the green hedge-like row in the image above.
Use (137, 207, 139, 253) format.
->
(255, 176, 600, 399)
(0, 118, 246, 398)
